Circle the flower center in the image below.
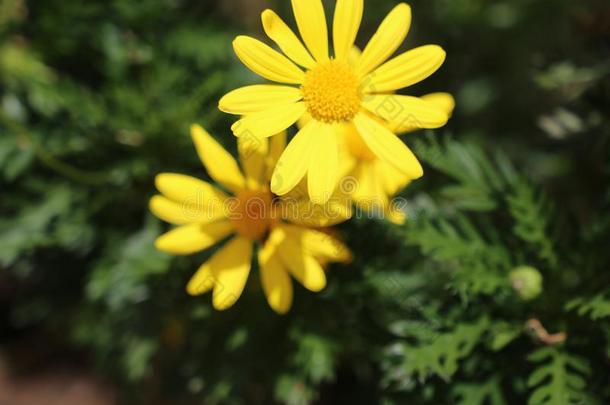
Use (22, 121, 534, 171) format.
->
(227, 189, 274, 241)
(301, 60, 362, 123)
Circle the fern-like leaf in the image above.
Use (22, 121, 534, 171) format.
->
(507, 180, 558, 267)
(402, 318, 490, 382)
(566, 291, 610, 320)
(414, 135, 517, 212)
(527, 347, 591, 405)
(453, 376, 507, 405)
(407, 213, 512, 297)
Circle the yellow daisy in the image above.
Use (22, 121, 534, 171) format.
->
(150, 124, 352, 314)
(220, 0, 451, 204)
(342, 92, 456, 224)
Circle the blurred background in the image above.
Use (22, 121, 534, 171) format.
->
(0, 0, 609, 404)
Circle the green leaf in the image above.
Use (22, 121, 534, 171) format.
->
(406, 212, 511, 298)
(400, 318, 490, 382)
(413, 135, 517, 212)
(527, 347, 593, 405)
(566, 291, 610, 320)
(488, 322, 522, 351)
(507, 180, 557, 267)
(86, 217, 172, 312)
(453, 376, 507, 405)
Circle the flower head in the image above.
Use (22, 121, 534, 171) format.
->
(220, 1, 452, 203)
(342, 92, 455, 224)
(150, 125, 351, 314)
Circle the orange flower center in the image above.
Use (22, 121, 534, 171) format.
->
(228, 189, 275, 241)
(301, 60, 362, 123)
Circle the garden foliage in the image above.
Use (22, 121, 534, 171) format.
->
(1, 0, 609, 403)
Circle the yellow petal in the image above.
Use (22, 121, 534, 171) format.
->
(362, 95, 449, 129)
(351, 161, 382, 206)
(364, 45, 446, 93)
(271, 120, 317, 196)
(378, 159, 411, 196)
(394, 93, 456, 134)
(340, 121, 376, 160)
(353, 113, 423, 178)
(281, 197, 353, 227)
(356, 3, 411, 76)
(231, 102, 306, 139)
(259, 237, 293, 314)
(333, 0, 363, 61)
(238, 135, 268, 189)
(347, 45, 362, 67)
(308, 124, 339, 204)
(276, 227, 327, 292)
(233, 36, 305, 84)
(296, 111, 313, 129)
(281, 175, 309, 202)
(421, 92, 456, 115)
(350, 161, 410, 224)
(291, 0, 329, 62)
(191, 124, 245, 194)
(266, 131, 287, 182)
(154, 221, 234, 255)
(219, 85, 303, 115)
(261, 9, 316, 69)
(211, 237, 253, 311)
(186, 262, 215, 296)
(387, 202, 407, 225)
(155, 173, 228, 208)
(281, 201, 351, 227)
(284, 225, 352, 263)
(149, 195, 224, 225)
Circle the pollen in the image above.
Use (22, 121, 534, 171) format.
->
(227, 189, 275, 241)
(301, 60, 362, 124)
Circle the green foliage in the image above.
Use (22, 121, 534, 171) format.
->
(507, 181, 558, 267)
(0, 182, 93, 267)
(527, 348, 592, 405)
(290, 332, 338, 385)
(86, 217, 171, 312)
(452, 376, 506, 405)
(406, 211, 511, 298)
(401, 317, 491, 382)
(413, 136, 513, 212)
(566, 291, 610, 321)
(2, 0, 610, 404)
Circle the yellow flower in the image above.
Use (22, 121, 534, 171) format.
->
(341, 92, 456, 224)
(150, 125, 352, 314)
(220, 1, 451, 204)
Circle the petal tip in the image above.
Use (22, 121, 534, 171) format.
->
(396, 3, 412, 15)
(154, 173, 168, 191)
(308, 279, 327, 293)
(231, 120, 245, 137)
(186, 279, 211, 297)
(213, 298, 236, 312)
(261, 9, 275, 25)
(148, 195, 160, 212)
(153, 237, 168, 253)
(190, 123, 204, 136)
(412, 164, 424, 179)
(271, 304, 291, 315)
(218, 96, 229, 113)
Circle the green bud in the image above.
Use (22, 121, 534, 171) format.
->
(509, 266, 543, 300)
